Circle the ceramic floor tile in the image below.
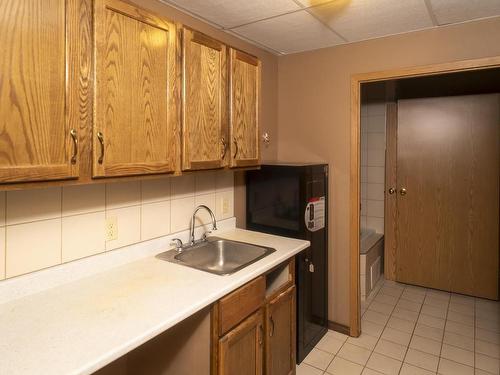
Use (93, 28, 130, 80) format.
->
(297, 362, 324, 375)
(337, 343, 372, 366)
(347, 333, 379, 351)
(364, 310, 390, 326)
(409, 335, 442, 356)
(476, 319, 500, 333)
(445, 321, 474, 338)
(402, 291, 426, 304)
(450, 294, 474, 306)
(404, 348, 439, 372)
(397, 299, 422, 313)
(448, 302, 474, 316)
(326, 356, 363, 375)
(392, 307, 420, 323)
(381, 327, 412, 347)
(316, 333, 345, 354)
(379, 286, 403, 298)
(374, 339, 407, 361)
(361, 368, 384, 375)
(369, 301, 395, 315)
(375, 294, 399, 306)
(475, 353, 500, 374)
(475, 339, 500, 359)
(447, 310, 474, 327)
(418, 314, 446, 330)
(328, 330, 350, 342)
(366, 352, 402, 375)
(303, 348, 334, 371)
(476, 328, 500, 345)
(400, 363, 436, 375)
(362, 319, 385, 338)
(420, 304, 448, 320)
(437, 358, 474, 375)
(440, 344, 474, 367)
(414, 323, 444, 342)
(387, 316, 416, 333)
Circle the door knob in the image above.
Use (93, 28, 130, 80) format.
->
(399, 188, 407, 196)
(388, 187, 396, 195)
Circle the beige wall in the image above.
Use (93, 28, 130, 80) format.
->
(277, 17, 500, 326)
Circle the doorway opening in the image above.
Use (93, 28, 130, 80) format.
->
(349, 58, 500, 338)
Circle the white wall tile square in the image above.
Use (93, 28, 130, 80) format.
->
(106, 181, 141, 210)
(194, 193, 217, 226)
(6, 219, 61, 278)
(368, 115, 387, 133)
(215, 171, 234, 192)
(367, 217, 384, 234)
(141, 201, 171, 241)
(171, 174, 195, 199)
(216, 190, 234, 221)
(367, 183, 385, 201)
(195, 172, 216, 195)
(62, 212, 106, 262)
(6, 187, 61, 225)
(171, 196, 195, 233)
(367, 133, 386, 150)
(0, 227, 5, 279)
(105, 206, 141, 251)
(367, 167, 385, 184)
(0, 191, 5, 226)
(62, 184, 105, 216)
(141, 178, 171, 204)
(367, 200, 384, 218)
(368, 149, 385, 167)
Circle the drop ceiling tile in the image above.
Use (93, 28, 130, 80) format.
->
(162, 0, 301, 29)
(295, 0, 338, 7)
(232, 10, 344, 54)
(429, 0, 500, 25)
(310, 0, 434, 42)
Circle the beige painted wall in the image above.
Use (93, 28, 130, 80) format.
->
(130, 0, 279, 162)
(277, 17, 500, 326)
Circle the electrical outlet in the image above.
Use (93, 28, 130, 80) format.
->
(222, 197, 230, 215)
(105, 217, 118, 241)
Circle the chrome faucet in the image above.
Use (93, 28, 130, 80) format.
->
(189, 205, 217, 245)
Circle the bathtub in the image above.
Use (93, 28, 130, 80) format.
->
(360, 229, 384, 300)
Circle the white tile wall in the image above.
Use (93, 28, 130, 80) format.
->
(361, 102, 386, 234)
(0, 172, 234, 280)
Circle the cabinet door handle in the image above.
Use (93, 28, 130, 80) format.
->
(233, 138, 238, 159)
(221, 137, 227, 159)
(97, 132, 104, 164)
(258, 324, 263, 346)
(269, 316, 275, 337)
(70, 129, 78, 164)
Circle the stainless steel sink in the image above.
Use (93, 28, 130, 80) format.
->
(157, 237, 276, 275)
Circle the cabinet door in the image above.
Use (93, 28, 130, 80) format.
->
(182, 27, 227, 171)
(229, 49, 261, 168)
(0, 0, 90, 183)
(93, 0, 179, 177)
(265, 286, 296, 375)
(219, 309, 264, 375)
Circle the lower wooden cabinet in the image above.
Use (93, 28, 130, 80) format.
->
(265, 286, 296, 375)
(218, 309, 264, 375)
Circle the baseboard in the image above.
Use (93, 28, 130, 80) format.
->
(327, 320, 350, 336)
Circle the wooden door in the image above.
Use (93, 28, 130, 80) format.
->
(93, 0, 179, 177)
(396, 94, 499, 299)
(265, 286, 296, 375)
(229, 49, 261, 168)
(182, 27, 227, 171)
(0, 0, 90, 183)
(218, 309, 264, 375)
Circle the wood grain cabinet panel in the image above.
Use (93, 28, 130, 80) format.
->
(0, 0, 91, 183)
(229, 49, 261, 168)
(218, 309, 264, 375)
(182, 27, 227, 171)
(93, 0, 179, 178)
(265, 286, 296, 375)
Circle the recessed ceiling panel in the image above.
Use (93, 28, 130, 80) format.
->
(429, 0, 500, 25)
(294, 0, 338, 7)
(232, 10, 344, 54)
(310, 0, 433, 42)
(162, 0, 301, 29)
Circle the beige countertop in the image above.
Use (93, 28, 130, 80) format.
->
(0, 228, 309, 375)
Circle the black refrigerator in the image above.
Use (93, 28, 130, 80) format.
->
(246, 163, 328, 363)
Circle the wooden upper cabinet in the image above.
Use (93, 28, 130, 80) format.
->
(182, 27, 228, 171)
(265, 286, 296, 375)
(229, 49, 261, 168)
(218, 309, 264, 375)
(0, 0, 91, 183)
(93, 0, 179, 178)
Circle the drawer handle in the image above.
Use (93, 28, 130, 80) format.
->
(259, 324, 263, 346)
(70, 129, 78, 164)
(269, 316, 275, 337)
(233, 137, 238, 159)
(97, 132, 104, 164)
(221, 137, 227, 159)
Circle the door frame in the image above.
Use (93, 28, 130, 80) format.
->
(349, 56, 500, 337)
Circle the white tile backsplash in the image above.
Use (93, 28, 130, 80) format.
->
(0, 173, 234, 281)
(6, 219, 61, 278)
(6, 187, 61, 225)
(62, 184, 105, 216)
(367, 167, 385, 184)
(194, 193, 217, 226)
(62, 212, 106, 262)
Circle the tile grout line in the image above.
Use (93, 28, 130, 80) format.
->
(435, 291, 450, 375)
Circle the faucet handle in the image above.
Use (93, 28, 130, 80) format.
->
(170, 238, 183, 251)
(201, 231, 212, 241)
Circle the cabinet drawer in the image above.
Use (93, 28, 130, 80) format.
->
(218, 276, 265, 336)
